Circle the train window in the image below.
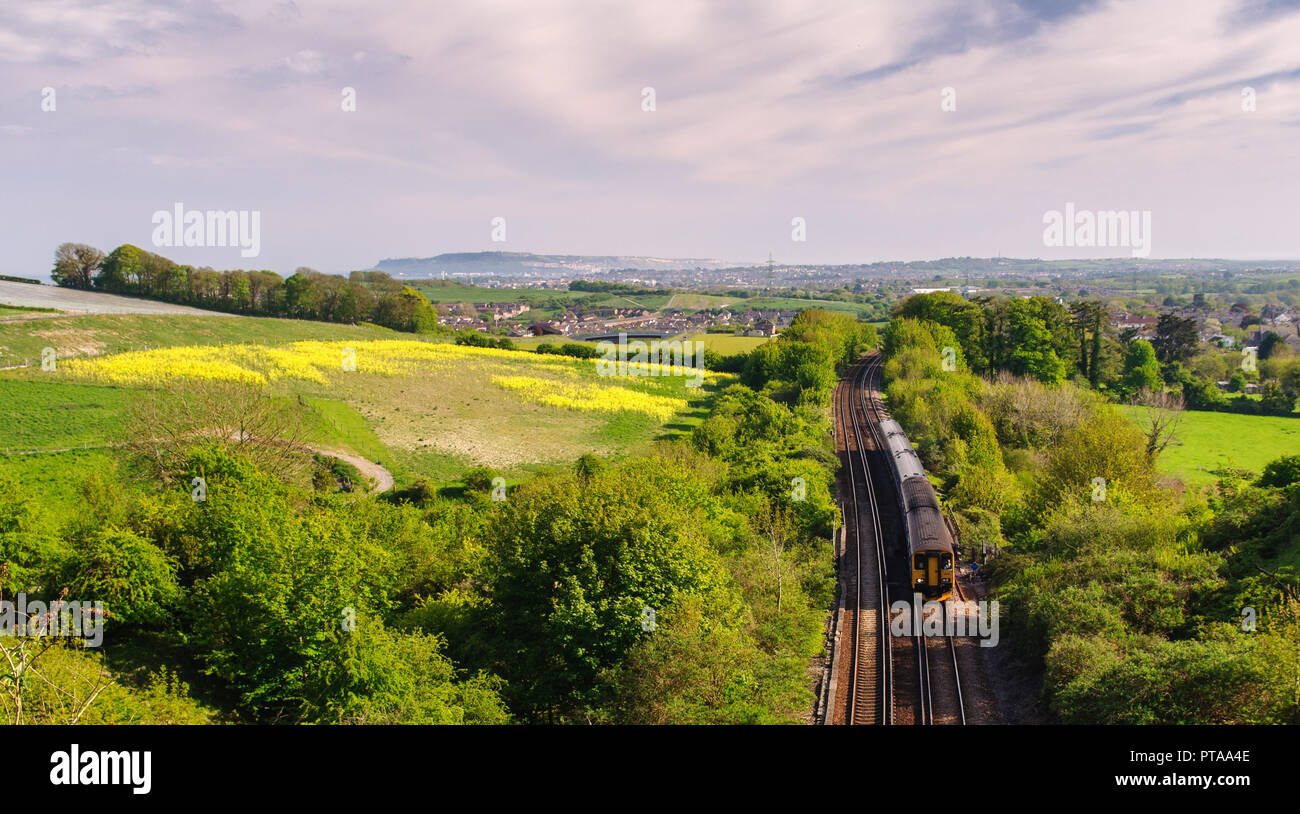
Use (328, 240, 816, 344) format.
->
(941, 555, 952, 570)
(913, 555, 925, 570)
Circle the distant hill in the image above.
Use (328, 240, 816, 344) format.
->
(370, 252, 740, 279)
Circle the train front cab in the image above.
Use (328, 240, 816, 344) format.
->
(911, 550, 954, 601)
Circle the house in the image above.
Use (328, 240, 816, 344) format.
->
(475, 302, 530, 321)
(1111, 313, 1159, 331)
(528, 321, 568, 336)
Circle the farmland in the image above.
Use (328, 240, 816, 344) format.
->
(1118, 404, 1300, 487)
(407, 281, 674, 315)
(682, 332, 771, 354)
(0, 313, 401, 367)
(1, 332, 718, 483)
(667, 293, 740, 309)
(739, 296, 876, 318)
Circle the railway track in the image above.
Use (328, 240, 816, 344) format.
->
(833, 356, 891, 725)
(830, 352, 966, 726)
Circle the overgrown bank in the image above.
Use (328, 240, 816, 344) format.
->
(881, 316, 1299, 723)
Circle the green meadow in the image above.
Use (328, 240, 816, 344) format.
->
(1119, 404, 1300, 487)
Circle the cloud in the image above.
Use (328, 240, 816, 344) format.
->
(0, 0, 1298, 274)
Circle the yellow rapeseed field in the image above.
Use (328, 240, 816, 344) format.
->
(55, 339, 701, 423)
(490, 375, 685, 421)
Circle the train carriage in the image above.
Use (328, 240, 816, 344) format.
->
(876, 419, 954, 601)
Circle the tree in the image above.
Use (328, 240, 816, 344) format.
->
(1258, 455, 1300, 488)
(1030, 410, 1158, 514)
(50, 243, 104, 289)
(1182, 378, 1227, 410)
(1259, 331, 1286, 361)
(1071, 301, 1108, 386)
(574, 454, 606, 482)
(1259, 381, 1296, 416)
(482, 460, 729, 718)
(988, 298, 1070, 384)
(1153, 313, 1199, 364)
(756, 503, 796, 614)
(125, 379, 306, 480)
(61, 528, 180, 626)
(895, 292, 987, 372)
(1122, 340, 1162, 395)
(96, 244, 145, 292)
(1132, 387, 1183, 462)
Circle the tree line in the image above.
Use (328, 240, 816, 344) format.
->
(896, 291, 1297, 415)
(50, 242, 443, 334)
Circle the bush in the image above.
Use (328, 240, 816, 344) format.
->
(1258, 455, 1300, 488)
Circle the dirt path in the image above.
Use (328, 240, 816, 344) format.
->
(311, 447, 395, 493)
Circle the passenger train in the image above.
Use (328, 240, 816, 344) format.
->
(876, 417, 955, 601)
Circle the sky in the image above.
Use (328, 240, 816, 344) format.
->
(2, 0, 1299, 278)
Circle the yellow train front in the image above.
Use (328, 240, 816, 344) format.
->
(901, 477, 955, 602)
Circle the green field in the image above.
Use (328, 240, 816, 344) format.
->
(407, 282, 673, 316)
(667, 293, 740, 309)
(0, 448, 123, 515)
(0, 313, 401, 366)
(682, 332, 770, 354)
(0, 378, 140, 450)
(1118, 405, 1300, 487)
(0, 304, 61, 318)
(733, 296, 876, 318)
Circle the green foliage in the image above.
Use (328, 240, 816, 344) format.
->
(1259, 380, 1296, 415)
(893, 293, 1072, 384)
(598, 594, 810, 724)
(454, 329, 515, 350)
(318, 619, 509, 724)
(481, 455, 734, 717)
(1258, 455, 1300, 488)
(742, 309, 874, 405)
(534, 341, 599, 359)
(1028, 408, 1160, 517)
(1121, 339, 1162, 395)
(61, 527, 180, 627)
(0, 471, 64, 589)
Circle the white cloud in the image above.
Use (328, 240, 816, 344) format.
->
(0, 0, 1298, 274)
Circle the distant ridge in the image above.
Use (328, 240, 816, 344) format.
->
(370, 251, 740, 279)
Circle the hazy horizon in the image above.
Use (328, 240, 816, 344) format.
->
(20, 249, 1300, 285)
